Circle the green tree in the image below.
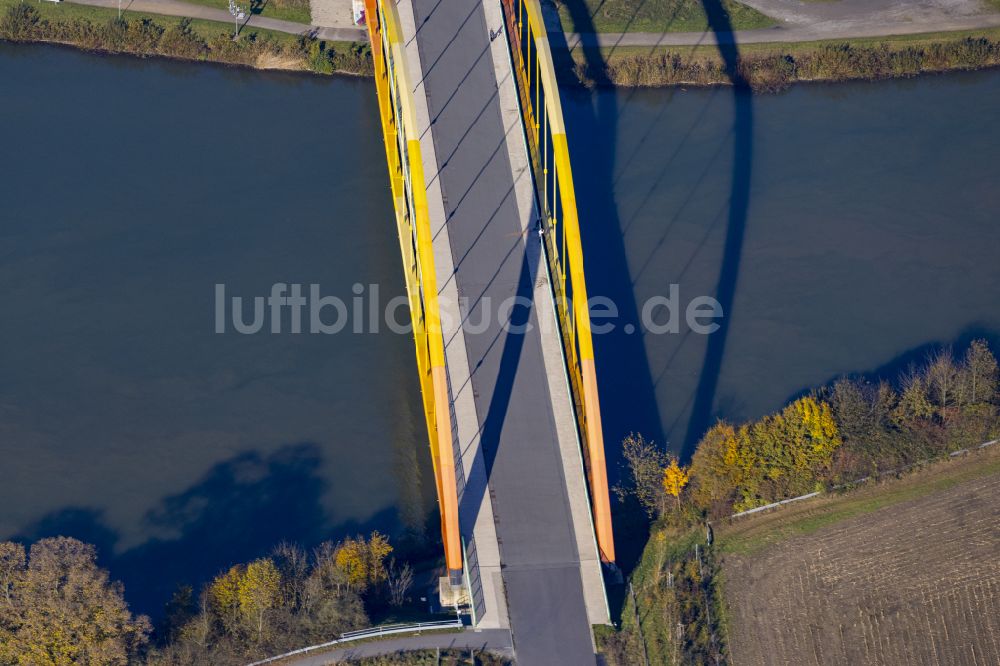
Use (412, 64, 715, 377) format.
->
(893, 369, 934, 424)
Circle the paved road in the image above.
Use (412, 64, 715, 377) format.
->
(561, 15, 1000, 48)
(409, 0, 599, 663)
(280, 629, 513, 665)
(66, 0, 366, 41)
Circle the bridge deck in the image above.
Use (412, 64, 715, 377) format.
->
(395, 0, 608, 662)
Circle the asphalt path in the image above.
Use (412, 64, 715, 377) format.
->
(66, 0, 366, 42)
(278, 629, 513, 665)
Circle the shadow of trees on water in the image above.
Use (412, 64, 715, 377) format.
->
(15, 443, 412, 621)
(780, 325, 1000, 408)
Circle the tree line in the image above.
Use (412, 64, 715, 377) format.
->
(620, 338, 1000, 521)
(1, 532, 418, 665)
(606, 339, 999, 666)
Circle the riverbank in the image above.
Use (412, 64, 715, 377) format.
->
(0, 0, 371, 76)
(563, 27, 1000, 90)
(5, 1, 1000, 91)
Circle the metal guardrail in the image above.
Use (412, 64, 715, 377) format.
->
(500, 0, 616, 565)
(729, 492, 822, 519)
(362, 0, 463, 583)
(245, 620, 464, 666)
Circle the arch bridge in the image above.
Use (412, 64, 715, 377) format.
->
(362, 0, 615, 661)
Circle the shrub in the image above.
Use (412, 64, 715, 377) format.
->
(0, 3, 44, 41)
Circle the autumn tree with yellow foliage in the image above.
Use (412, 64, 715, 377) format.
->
(154, 533, 396, 665)
(687, 396, 842, 515)
(0, 538, 150, 666)
(662, 458, 689, 508)
(682, 340, 1000, 518)
(334, 532, 392, 593)
(207, 558, 282, 643)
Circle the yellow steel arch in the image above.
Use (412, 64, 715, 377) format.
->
(500, 0, 617, 564)
(363, 0, 463, 583)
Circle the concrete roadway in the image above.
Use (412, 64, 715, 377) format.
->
(408, 0, 599, 663)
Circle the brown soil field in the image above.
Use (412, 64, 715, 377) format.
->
(719, 446, 1000, 666)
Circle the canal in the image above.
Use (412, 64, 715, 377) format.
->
(1, 42, 998, 614)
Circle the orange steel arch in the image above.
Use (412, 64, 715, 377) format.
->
(500, 0, 617, 564)
(363, 0, 463, 584)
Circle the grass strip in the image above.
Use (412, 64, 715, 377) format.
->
(555, 0, 774, 34)
(0, 0, 372, 76)
(718, 447, 1000, 556)
(568, 26, 1000, 89)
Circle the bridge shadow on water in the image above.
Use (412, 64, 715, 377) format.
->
(680, 2, 754, 461)
(14, 443, 410, 623)
(549, 0, 755, 601)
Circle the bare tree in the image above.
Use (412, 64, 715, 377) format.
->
(926, 349, 959, 414)
(386, 558, 414, 607)
(272, 542, 308, 611)
(0, 542, 25, 607)
(962, 339, 999, 405)
(618, 433, 668, 518)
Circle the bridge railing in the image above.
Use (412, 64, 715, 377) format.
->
(245, 620, 463, 665)
(500, 0, 616, 564)
(363, 0, 463, 583)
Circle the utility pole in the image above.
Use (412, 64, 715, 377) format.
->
(227, 0, 246, 39)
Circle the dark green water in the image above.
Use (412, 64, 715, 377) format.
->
(2, 43, 998, 614)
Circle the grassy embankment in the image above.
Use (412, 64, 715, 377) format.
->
(177, 0, 311, 25)
(4, 0, 1000, 89)
(596, 526, 724, 666)
(0, 0, 371, 75)
(554, 0, 774, 34)
(567, 26, 1000, 89)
